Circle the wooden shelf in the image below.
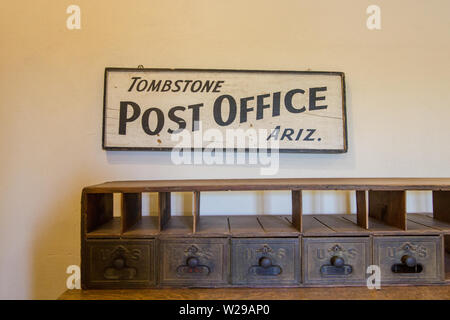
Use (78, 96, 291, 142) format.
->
(83, 178, 450, 193)
(82, 179, 450, 236)
(195, 216, 229, 237)
(302, 215, 367, 236)
(407, 213, 450, 233)
(86, 217, 121, 238)
(159, 216, 193, 236)
(302, 214, 444, 236)
(122, 216, 159, 238)
(160, 215, 299, 237)
(228, 215, 299, 237)
(85, 213, 449, 238)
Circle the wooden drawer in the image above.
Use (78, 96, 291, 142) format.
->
(231, 238, 300, 285)
(159, 238, 229, 286)
(303, 237, 371, 285)
(84, 240, 155, 288)
(373, 236, 443, 284)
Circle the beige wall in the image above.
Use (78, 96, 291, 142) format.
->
(1, 0, 449, 299)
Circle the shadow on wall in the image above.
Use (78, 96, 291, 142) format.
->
(31, 183, 81, 299)
(105, 149, 357, 173)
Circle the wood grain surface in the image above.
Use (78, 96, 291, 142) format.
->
(83, 178, 450, 193)
(59, 286, 450, 300)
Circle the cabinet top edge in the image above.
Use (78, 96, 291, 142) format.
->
(82, 178, 450, 193)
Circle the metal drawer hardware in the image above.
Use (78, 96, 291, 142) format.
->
(231, 239, 299, 285)
(103, 246, 138, 280)
(373, 236, 442, 284)
(176, 255, 211, 275)
(247, 244, 283, 276)
(248, 256, 282, 276)
(391, 245, 424, 274)
(320, 244, 353, 276)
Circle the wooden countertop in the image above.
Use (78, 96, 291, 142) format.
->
(59, 286, 450, 300)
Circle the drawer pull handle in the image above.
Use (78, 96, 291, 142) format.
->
(113, 258, 125, 269)
(320, 256, 353, 276)
(391, 255, 423, 273)
(176, 256, 210, 275)
(259, 257, 272, 268)
(401, 255, 417, 267)
(187, 257, 199, 268)
(330, 256, 345, 268)
(248, 257, 282, 276)
(103, 257, 137, 280)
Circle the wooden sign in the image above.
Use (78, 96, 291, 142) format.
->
(103, 68, 347, 153)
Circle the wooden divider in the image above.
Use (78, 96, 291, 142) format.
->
(193, 191, 200, 233)
(433, 191, 450, 224)
(368, 190, 406, 230)
(291, 190, 302, 231)
(158, 192, 171, 231)
(121, 193, 142, 233)
(356, 190, 369, 229)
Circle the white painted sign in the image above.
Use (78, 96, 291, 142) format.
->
(103, 68, 347, 152)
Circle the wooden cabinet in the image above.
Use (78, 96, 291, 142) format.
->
(80, 178, 450, 288)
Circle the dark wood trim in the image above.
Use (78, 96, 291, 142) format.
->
(433, 191, 450, 224)
(291, 190, 302, 231)
(158, 192, 171, 231)
(104, 67, 345, 76)
(356, 190, 369, 229)
(193, 191, 200, 233)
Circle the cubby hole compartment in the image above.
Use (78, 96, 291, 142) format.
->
(159, 192, 193, 235)
(194, 191, 299, 237)
(301, 190, 367, 236)
(301, 190, 439, 236)
(122, 192, 159, 238)
(85, 193, 120, 238)
(354, 190, 407, 231)
(85, 192, 160, 238)
(405, 191, 450, 234)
